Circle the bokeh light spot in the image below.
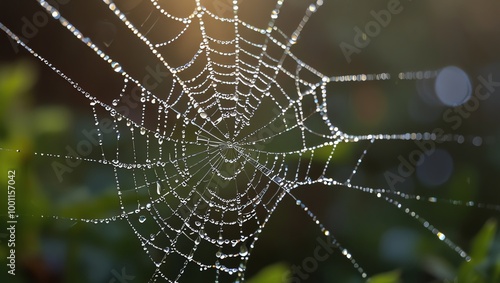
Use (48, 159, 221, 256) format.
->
(434, 66, 472, 107)
(417, 149, 454, 187)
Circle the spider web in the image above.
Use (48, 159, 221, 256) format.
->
(0, 0, 498, 282)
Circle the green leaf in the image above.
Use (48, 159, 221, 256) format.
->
(471, 220, 497, 261)
(366, 270, 401, 283)
(246, 262, 290, 283)
(457, 219, 497, 283)
(0, 61, 36, 105)
(492, 260, 500, 283)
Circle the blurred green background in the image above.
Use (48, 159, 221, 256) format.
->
(1, 0, 500, 282)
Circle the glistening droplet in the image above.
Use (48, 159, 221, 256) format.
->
(111, 62, 122, 73)
(239, 245, 248, 257)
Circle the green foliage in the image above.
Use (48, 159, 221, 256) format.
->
(0, 60, 36, 108)
(246, 263, 290, 283)
(244, 220, 499, 283)
(364, 220, 500, 283)
(367, 270, 401, 283)
(456, 219, 498, 283)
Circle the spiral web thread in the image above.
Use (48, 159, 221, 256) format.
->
(1, 0, 496, 282)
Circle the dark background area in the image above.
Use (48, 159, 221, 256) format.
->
(1, 0, 500, 282)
